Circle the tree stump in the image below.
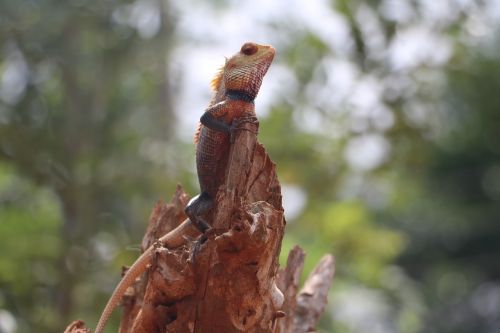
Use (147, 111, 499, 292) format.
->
(65, 122, 335, 332)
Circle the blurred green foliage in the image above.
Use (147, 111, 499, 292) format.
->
(1, 0, 499, 333)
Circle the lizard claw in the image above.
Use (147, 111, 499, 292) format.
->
(230, 116, 259, 143)
(188, 231, 209, 263)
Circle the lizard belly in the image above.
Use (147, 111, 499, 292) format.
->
(196, 126, 230, 197)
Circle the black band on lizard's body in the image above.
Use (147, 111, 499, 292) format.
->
(226, 89, 255, 103)
(200, 111, 231, 133)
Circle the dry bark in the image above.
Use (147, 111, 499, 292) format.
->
(65, 121, 335, 333)
(292, 255, 335, 333)
(64, 320, 91, 333)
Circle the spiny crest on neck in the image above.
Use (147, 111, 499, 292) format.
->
(210, 65, 224, 92)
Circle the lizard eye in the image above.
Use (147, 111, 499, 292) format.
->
(241, 43, 258, 56)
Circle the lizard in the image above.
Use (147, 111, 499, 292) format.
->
(94, 42, 275, 333)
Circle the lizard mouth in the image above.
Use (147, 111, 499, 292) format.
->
(263, 45, 276, 61)
(258, 45, 276, 72)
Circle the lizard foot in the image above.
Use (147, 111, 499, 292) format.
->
(184, 192, 213, 233)
(188, 232, 209, 263)
(190, 217, 210, 234)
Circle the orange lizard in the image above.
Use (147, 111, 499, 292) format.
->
(94, 42, 275, 333)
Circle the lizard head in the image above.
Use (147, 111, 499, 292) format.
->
(212, 42, 275, 100)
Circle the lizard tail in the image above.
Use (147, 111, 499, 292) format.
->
(94, 247, 153, 333)
(94, 218, 198, 333)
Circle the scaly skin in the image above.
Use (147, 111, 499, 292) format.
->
(95, 42, 274, 333)
(185, 42, 275, 231)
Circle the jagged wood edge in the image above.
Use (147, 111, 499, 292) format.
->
(292, 254, 335, 333)
(276, 246, 306, 333)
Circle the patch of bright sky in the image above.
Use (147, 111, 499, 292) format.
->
(356, 4, 387, 62)
(418, 0, 461, 26)
(0, 309, 16, 333)
(344, 134, 391, 172)
(388, 25, 452, 72)
(461, 0, 500, 55)
(307, 58, 358, 111)
(112, 0, 161, 39)
(0, 47, 29, 105)
(379, 0, 415, 23)
(281, 184, 307, 222)
(348, 76, 394, 134)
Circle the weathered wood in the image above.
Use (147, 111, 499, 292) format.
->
(119, 121, 286, 333)
(64, 121, 335, 333)
(292, 255, 335, 333)
(64, 320, 91, 333)
(275, 246, 306, 333)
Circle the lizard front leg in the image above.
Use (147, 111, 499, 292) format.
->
(184, 192, 212, 233)
(200, 106, 258, 143)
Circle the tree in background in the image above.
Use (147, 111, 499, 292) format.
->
(394, 45, 500, 333)
(0, 1, 178, 331)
